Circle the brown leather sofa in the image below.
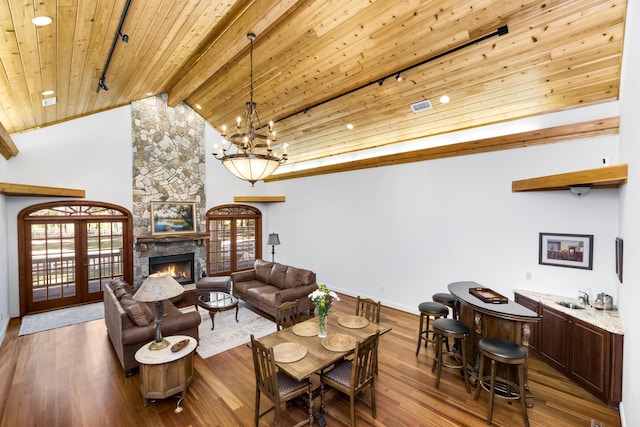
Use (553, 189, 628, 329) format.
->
(232, 260, 317, 317)
(103, 278, 200, 374)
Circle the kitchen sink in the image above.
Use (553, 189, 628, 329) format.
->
(556, 301, 586, 310)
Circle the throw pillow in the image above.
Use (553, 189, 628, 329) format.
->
(120, 294, 153, 326)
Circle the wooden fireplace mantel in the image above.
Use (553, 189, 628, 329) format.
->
(135, 233, 209, 247)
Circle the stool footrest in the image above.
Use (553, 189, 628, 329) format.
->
(478, 376, 522, 400)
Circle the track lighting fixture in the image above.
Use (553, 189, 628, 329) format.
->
(273, 25, 509, 124)
(96, 0, 132, 93)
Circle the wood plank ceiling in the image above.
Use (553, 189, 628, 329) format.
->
(0, 0, 626, 170)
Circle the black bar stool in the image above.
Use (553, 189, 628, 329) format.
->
(474, 337, 529, 427)
(416, 302, 449, 356)
(432, 292, 458, 319)
(431, 318, 470, 393)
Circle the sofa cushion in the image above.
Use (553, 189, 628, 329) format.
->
(114, 285, 130, 300)
(269, 263, 288, 288)
(110, 277, 132, 295)
(247, 285, 280, 308)
(235, 279, 267, 296)
(120, 294, 154, 326)
(282, 266, 315, 289)
(255, 259, 275, 283)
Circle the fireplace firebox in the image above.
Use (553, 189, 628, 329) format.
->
(149, 253, 195, 285)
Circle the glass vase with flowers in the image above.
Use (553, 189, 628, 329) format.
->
(308, 283, 340, 338)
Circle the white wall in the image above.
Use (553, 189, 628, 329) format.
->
(228, 135, 619, 313)
(4, 106, 133, 317)
(617, 0, 639, 424)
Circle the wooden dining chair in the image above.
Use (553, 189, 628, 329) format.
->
(355, 296, 381, 323)
(275, 300, 299, 331)
(320, 330, 380, 427)
(250, 335, 313, 427)
(355, 296, 381, 374)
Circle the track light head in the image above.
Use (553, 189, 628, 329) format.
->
(395, 73, 402, 82)
(120, 32, 129, 43)
(99, 77, 109, 91)
(378, 78, 384, 86)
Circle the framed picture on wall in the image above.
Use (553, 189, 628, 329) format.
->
(151, 202, 196, 235)
(615, 237, 623, 283)
(539, 232, 593, 270)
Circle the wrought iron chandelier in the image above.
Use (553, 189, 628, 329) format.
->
(213, 33, 288, 186)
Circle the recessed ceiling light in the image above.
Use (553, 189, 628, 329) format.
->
(346, 123, 354, 130)
(42, 90, 55, 96)
(195, 103, 202, 110)
(32, 16, 52, 27)
(440, 95, 450, 104)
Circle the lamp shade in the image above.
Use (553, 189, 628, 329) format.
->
(267, 233, 280, 246)
(133, 272, 184, 302)
(221, 153, 282, 185)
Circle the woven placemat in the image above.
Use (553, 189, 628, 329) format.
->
(292, 322, 318, 337)
(273, 342, 307, 363)
(322, 334, 356, 352)
(338, 315, 369, 329)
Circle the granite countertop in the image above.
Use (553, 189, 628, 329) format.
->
(514, 289, 624, 335)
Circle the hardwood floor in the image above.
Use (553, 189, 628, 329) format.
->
(0, 295, 621, 427)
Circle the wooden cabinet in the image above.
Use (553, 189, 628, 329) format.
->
(539, 305, 571, 372)
(515, 293, 623, 407)
(135, 336, 197, 406)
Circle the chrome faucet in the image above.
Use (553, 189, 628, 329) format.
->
(578, 290, 590, 306)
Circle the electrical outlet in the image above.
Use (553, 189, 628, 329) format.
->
(525, 272, 532, 280)
(380, 286, 384, 293)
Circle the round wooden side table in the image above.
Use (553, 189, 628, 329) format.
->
(134, 335, 197, 406)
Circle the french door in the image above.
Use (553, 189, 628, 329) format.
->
(206, 204, 262, 276)
(18, 202, 133, 315)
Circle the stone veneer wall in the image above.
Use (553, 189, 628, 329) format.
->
(131, 94, 206, 287)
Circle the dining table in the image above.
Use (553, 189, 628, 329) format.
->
(258, 310, 392, 382)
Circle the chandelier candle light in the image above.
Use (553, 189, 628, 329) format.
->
(213, 33, 288, 186)
(308, 284, 340, 338)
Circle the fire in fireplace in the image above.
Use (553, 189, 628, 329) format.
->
(149, 253, 195, 285)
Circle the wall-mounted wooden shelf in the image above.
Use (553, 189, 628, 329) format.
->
(234, 196, 286, 203)
(0, 182, 85, 198)
(512, 164, 628, 192)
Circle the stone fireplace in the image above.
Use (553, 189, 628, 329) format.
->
(130, 94, 207, 288)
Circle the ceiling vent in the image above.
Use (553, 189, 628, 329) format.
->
(410, 99, 432, 112)
(42, 97, 57, 107)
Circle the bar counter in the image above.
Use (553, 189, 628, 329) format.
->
(448, 281, 541, 386)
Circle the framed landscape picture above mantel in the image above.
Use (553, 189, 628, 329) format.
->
(151, 202, 196, 235)
(539, 232, 593, 270)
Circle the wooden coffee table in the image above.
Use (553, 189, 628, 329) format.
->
(196, 291, 239, 330)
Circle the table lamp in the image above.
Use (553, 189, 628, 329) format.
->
(267, 233, 280, 262)
(133, 272, 184, 350)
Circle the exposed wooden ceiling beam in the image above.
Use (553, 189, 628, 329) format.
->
(0, 121, 18, 159)
(265, 117, 620, 182)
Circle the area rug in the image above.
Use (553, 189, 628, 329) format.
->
(183, 305, 276, 359)
(18, 302, 105, 336)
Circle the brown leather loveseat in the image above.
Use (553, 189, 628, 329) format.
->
(103, 278, 200, 374)
(231, 260, 318, 316)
